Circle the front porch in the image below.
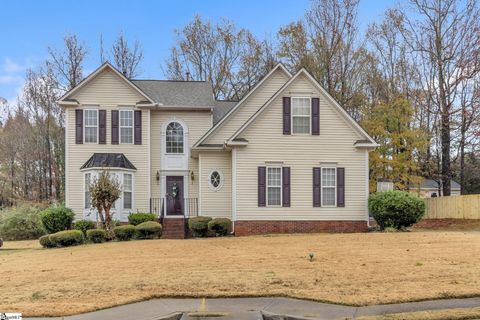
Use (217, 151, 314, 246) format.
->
(150, 197, 198, 239)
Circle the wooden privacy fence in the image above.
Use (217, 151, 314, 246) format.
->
(425, 194, 480, 219)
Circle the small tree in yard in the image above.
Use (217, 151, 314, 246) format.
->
(89, 170, 121, 234)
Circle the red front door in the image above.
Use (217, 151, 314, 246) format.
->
(166, 176, 184, 215)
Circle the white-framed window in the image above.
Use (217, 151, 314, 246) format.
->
(267, 167, 282, 206)
(84, 109, 98, 143)
(166, 122, 184, 154)
(321, 167, 336, 207)
(291, 97, 311, 134)
(84, 173, 92, 209)
(119, 110, 133, 144)
(208, 169, 224, 191)
(123, 173, 133, 209)
(83, 170, 134, 213)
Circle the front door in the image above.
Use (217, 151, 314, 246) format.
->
(166, 176, 184, 215)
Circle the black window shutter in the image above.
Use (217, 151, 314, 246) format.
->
(282, 167, 291, 207)
(111, 110, 119, 144)
(337, 167, 345, 207)
(313, 167, 321, 207)
(312, 98, 320, 135)
(134, 110, 142, 145)
(283, 97, 291, 135)
(258, 167, 266, 207)
(99, 110, 106, 144)
(75, 109, 83, 144)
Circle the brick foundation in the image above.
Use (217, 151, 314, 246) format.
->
(414, 218, 480, 229)
(234, 220, 368, 236)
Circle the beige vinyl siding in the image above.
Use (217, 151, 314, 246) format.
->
(71, 68, 145, 105)
(205, 68, 290, 144)
(66, 107, 150, 220)
(235, 74, 368, 221)
(150, 110, 212, 199)
(199, 152, 232, 218)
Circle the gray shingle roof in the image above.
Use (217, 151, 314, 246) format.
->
(81, 153, 136, 170)
(421, 178, 461, 190)
(213, 100, 237, 125)
(132, 80, 214, 107)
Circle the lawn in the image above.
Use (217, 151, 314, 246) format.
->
(1, 231, 480, 317)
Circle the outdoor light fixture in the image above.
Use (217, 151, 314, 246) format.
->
(156, 170, 160, 183)
(190, 170, 195, 181)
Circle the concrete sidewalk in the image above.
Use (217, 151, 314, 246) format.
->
(25, 296, 480, 320)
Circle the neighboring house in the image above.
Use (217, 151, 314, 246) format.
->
(58, 62, 378, 237)
(411, 179, 461, 198)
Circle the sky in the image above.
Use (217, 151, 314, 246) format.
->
(0, 0, 395, 104)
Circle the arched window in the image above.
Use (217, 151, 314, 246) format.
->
(166, 122, 184, 154)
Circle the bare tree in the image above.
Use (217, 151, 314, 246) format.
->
(48, 34, 87, 91)
(110, 32, 143, 78)
(398, 0, 480, 195)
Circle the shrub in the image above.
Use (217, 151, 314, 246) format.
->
(86, 229, 107, 243)
(0, 238, 3, 248)
(49, 230, 84, 247)
(208, 218, 232, 236)
(0, 205, 45, 240)
(39, 235, 55, 248)
(40, 206, 75, 234)
(135, 221, 162, 239)
(74, 220, 96, 237)
(128, 213, 156, 226)
(369, 191, 425, 230)
(114, 225, 136, 241)
(188, 217, 212, 237)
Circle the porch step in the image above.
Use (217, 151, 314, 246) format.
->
(162, 218, 186, 239)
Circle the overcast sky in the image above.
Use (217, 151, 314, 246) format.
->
(0, 0, 395, 103)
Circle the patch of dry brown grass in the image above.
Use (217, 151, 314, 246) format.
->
(358, 307, 480, 320)
(1, 232, 480, 317)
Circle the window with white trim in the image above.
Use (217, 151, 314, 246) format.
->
(83, 170, 134, 213)
(123, 173, 133, 209)
(267, 167, 282, 206)
(292, 97, 311, 134)
(322, 167, 336, 206)
(84, 109, 98, 143)
(166, 122, 184, 153)
(84, 173, 91, 209)
(208, 170, 224, 191)
(119, 110, 133, 144)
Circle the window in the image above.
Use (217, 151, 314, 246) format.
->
(267, 167, 282, 206)
(123, 173, 133, 209)
(84, 109, 98, 143)
(119, 110, 133, 144)
(84, 173, 91, 209)
(292, 97, 311, 134)
(208, 170, 223, 191)
(166, 122, 184, 153)
(322, 167, 336, 206)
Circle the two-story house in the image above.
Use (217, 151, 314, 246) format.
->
(58, 62, 377, 237)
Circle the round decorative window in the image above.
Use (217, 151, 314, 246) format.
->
(208, 170, 224, 191)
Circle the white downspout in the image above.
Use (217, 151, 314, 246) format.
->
(231, 147, 237, 234)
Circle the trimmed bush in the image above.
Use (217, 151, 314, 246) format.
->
(49, 230, 84, 247)
(86, 229, 107, 243)
(135, 221, 162, 239)
(74, 220, 96, 237)
(40, 206, 75, 234)
(369, 191, 426, 230)
(0, 205, 45, 240)
(128, 213, 156, 226)
(188, 217, 212, 237)
(114, 225, 136, 241)
(39, 235, 55, 248)
(208, 218, 232, 236)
